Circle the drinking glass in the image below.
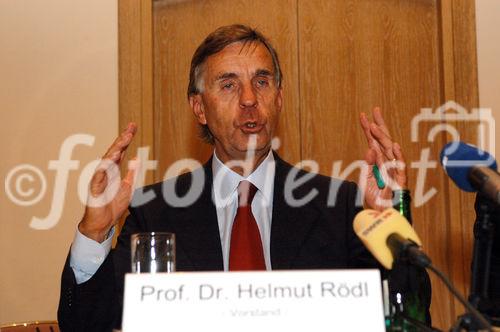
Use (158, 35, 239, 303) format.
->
(130, 232, 176, 273)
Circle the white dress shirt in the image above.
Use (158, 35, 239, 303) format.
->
(70, 150, 276, 283)
(212, 150, 275, 271)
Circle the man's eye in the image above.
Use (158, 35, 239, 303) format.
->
(256, 79, 269, 87)
(222, 82, 235, 90)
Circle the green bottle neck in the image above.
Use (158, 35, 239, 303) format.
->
(393, 190, 412, 224)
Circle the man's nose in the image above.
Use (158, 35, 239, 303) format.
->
(239, 83, 258, 109)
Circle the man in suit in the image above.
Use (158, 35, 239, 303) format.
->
(58, 24, 430, 331)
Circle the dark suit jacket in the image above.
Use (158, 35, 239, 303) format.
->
(58, 154, 431, 331)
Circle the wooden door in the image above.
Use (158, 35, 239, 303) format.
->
(119, 0, 480, 329)
(151, 0, 301, 175)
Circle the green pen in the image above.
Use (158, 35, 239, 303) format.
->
(373, 165, 386, 189)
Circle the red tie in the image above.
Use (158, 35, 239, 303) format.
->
(229, 181, 266, 271)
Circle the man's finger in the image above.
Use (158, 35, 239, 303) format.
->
(389, 142, 405, 177)
(392, 142, 408, 188)
(112, 159, 140, 208)
(90, 170, 107, 196)
(364, 148, 377, 165)
(89, 160, 115, 192)
(123, 158, 140, 186)
(360, 112, 377, 148)
(125, 122, 138, 134)
(114, 172, 136, 214)
(393, 142, 405, 161)
(116, 150, 126, 164)
(102, 150, 121, 164)
(365, 137, 385, 169)
(106, 123, 136, 151)
(370, 123, 395, 160)
(103, 123, 138, 159)
(91, 168, 107, 184)
(104, 133, 135, 160)
(372, 107, 391, 138)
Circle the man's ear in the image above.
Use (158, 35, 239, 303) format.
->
(276, 87, 283, 113)
(189, 94, 207, 125)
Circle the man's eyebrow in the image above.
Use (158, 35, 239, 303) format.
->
(215, 72, 238, 81)
(214, 69, 273, 82)
(255, 69, 273, 77)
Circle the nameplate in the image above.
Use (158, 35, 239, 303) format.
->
(122, 269, 385, 332)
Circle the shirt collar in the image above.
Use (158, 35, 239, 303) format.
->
(211, 149, 275, 206)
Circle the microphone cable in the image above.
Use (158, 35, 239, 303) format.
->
(426, 263, 492, 331)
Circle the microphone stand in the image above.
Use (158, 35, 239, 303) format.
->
(453, 196, 496, 331)
(387, 234, 492, 330)
(470, 198, 495, 308)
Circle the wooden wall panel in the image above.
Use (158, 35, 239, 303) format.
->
(117, 0, 155, 235)
(439, 0, 480, 322)
(152, 0, 301, 179)
(297, 0, 462, 328)
(119, 0, 154, 184)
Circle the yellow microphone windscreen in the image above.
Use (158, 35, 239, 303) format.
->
(353, 208, 422, 269)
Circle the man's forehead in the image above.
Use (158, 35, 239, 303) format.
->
(204, 41, 275, 75)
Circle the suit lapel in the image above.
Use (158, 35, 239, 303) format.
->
(169, 159, 224, 271)
(270, 154, 321, 269)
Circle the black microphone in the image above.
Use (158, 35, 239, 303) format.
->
(440, 141, 500, 205)
(441, 141, 499, 327)
(386, 233, 432, 269)
(469, 167, 500, 205)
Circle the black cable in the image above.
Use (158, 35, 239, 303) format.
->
(427, 264, 492, 331)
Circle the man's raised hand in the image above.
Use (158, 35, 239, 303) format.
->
(78, 123, 139, 243)
(359, 108, 407, 211)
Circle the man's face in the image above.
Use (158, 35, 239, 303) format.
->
(190, 41, 283, 162)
